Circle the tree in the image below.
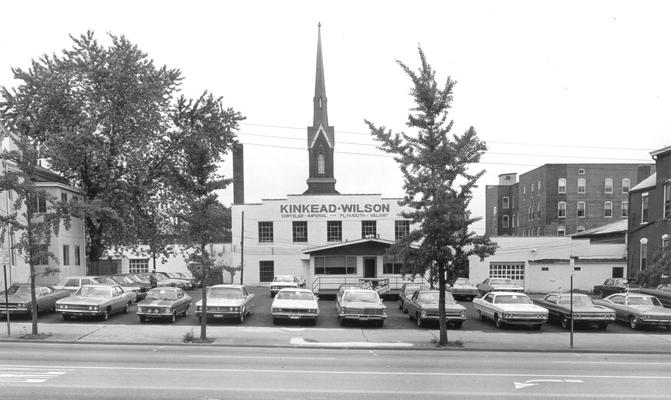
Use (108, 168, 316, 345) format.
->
(636, 245, 671, 287)
(0, 31, 200, 261)
(366, 47, 497, 346)
(170, 93, 242, 340)
(0, 127, 71, 336)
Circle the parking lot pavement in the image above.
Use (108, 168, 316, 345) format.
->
(12, 286, 671, 335)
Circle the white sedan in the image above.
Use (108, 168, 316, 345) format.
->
(473, 291, 548, 330)
(271, 288, 319, 325)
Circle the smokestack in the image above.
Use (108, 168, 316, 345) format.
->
(233, 143, 244, 205)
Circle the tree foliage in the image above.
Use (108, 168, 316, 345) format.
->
(636, 245, 671, 287)
(366, 47, 496, 345)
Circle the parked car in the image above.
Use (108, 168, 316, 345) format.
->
(195, 284, 255, 323)
(173, 272, 197, 288)
(55, 284, 136, 321)
(473, 291, 548, 330)
(405, 290, 466, 328)
(633, 284, 671, 308)
(96, 275, 146, 301)
(137, 287, 192, 323)
(269, 275, 301, 297)
(336, 284, 361, 302)
(336, 289, 387, 327)
(593, 278, 629, 298)
(594, 293, 671, 330)
(53, 276, 102, 293)
(155, 272, 193, 290)
(398, 283, 429, 312)
(476, 278, 524, 295)
(449, 278, 479, 301)
(0, 283, 71, 315)
(532, 293, 615, 330)
(271, 288, 319, 325)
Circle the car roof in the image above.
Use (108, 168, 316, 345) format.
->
(277, 287, 312, 292)
(210, 284, 245, 289)
(488, 291, 528, 296)
(80, 284, 116, 288)
(343, 289, 378, 294)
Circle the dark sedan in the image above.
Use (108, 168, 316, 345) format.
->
(0, 284, 71, 315)
(593, 278, 628, 298)
(137, 287, 192, 323)
(532, 293, 615, 330)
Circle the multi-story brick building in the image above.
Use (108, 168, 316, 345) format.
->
(627, 145, 671, 279)
(486, 163, 654, 237)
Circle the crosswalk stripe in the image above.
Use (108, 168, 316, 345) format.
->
(0, 368, 68, 384)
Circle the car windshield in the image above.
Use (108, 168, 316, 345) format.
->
(166, 273, 182, 279)
(490, 279, 514, 286)
(78, 287, 112, 297)
(146, 289, 177, 300)
(208, 287, 242, 299)
(403, 284, 424, 293)
(274, 276, 294, 283)
(454, 278, 471, 286)
(276, 291, 314, 300)
(343, 291, 379, 303)
(557, 295, 593, 306)
(6, 285, 31, 296)
(628, 296, 662, 306)
(112, 276, 132, 284)
(494, 294, 531, 304)
(417, 292, 455, 304)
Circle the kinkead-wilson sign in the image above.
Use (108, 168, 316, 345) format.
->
(280, 203, 391, 218)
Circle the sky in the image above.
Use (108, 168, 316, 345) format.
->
(1, 0, 669, 234)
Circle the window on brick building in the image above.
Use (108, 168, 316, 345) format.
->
(512, 213, 516, 228)
(604, 201, 613, 218)
(292, 221, 308, 243)
(578, 168, 585, 175)
(641, 193, 649, 223)
(577, 201, 585, 218)
(528, 205, 533, 220)
(557, 201, 566, 218)
(577, 178, 586, 194)
(259, 261, 274, 282)
(537, 204, 541, 218)
(558, 178, 566, 194)
(640, 238, 648, 270)
(605, 178, 613, 194)
(664, 182, 671, 219)
(502, 215, 509, 228)
(502, 197, 509, 209)
(662, 234, 669, 248)
(327, 221, 342, 242)
(622, 178, 630, 193)
(557, 226, 565, 236)
(621, 201, 628, 218)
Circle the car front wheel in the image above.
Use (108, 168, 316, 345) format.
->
(629, 316, 639, 330)
(101, 308, 110, 321)
(416, 314, 423, 328)
(239, 309, 246, 324)
(561, 315, 570, 329)
(453, 321, 463, 329)
(170, 311, 177, 324)
(494, 314, 504, 329)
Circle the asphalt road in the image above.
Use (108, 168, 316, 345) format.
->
(2, 342, 671, 399)
(10, 286, 670, 334)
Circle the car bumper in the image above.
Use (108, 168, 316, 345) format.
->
(57, 310, 103, 316)
(272, 311, 318, 320)
(196, 311, 241, 319)
(501, 317, 548, 325)
(638, 318, 671, 327)
(0, 307, 30, 315)
(137, 311, 173, 319)
(419, 315, 466, 322)
(339, 313, 387, 321)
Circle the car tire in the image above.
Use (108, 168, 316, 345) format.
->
(340, 317, 347, 327)
(532, 324, 542, 330)
(494, 314, 504, 329)
(376, 320, 384, 328)
(101, 308, 110, 321)
(272, 317, 279, 325)
(310, 319, 317, 326)
(416, 314, 423, 328)
(62, 314, 71, 321)
(239, 309, 245, 324)
(561, 315, 570, 329)
(453, 321, 463, 329)
(170, 311, 177, 324)
(597, 322, 608, 330)
(629, 316, 639, 330)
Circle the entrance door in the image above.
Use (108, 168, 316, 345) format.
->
(363, 257, 377, 278)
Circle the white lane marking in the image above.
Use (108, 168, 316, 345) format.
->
(0, 364, 670, 380)
(0, 368, 68, 384)
(514, 379, 584, 389)
(290, 337, 413, 348)
(187, 355, 337, 360)
(554, 361, 671, 366)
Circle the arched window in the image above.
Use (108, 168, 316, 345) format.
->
(317, 153, 325, 174)
(662, 234, 670, 248)
(640, 238, 648, 270)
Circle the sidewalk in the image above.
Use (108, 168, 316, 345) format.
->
(2, 322, 671, 353)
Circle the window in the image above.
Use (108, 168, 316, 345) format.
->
(641, 193, 649, 223)
(292, 221, 308, 243)
(361, 220, 376, 238)
(537, 204, 541, 219)
(578, 168, 585, 175)
(577, 201, 586, 218)
(327, 221, 342, 242)
(577, 178, 586, 194)
(61, 193, 68, 202)
(512, 213, 516, 228)
(662, 234, 670, 248)
(604, 201, 613, 218)
(489, 262, 525, 281)
(259, 261, 274, 282)
(557, 226, 565, 236)
(35, 244, 49, 265)
(74, 245, 81, 266)
(528, 205, 533, 220)
(576, 226, 585, 233)
(621, 201, 628, 218)
(612, 266, 624, 278)
(62, 245, 70, 266)
(493, 206, 497, 216)
(622, 178, 630, 193)
(383, 255, 409, 274)
(557, 201, 566, 218)
(516, 213, 520, 227)
(314, 256, 356, 275)
(258, 222, 273, 243)
(502, 215, 509, 228)
(318, 97, 323, 108)
(394, 220, 410, 241)
(605, 178, 613, 194)
(541, 267, 549, 271)
(538, 180, 541, 191)
(502, 197, 509, 209)
(573, 267, 581, 272)
(523, 186, 526, 195)
(129, 259, 149, 273)
(664, 182, 671, 219)
(640, 238, 648, 270)
(31, 194, 47, 213)
(531, 184, 534, 195)
(317, 153, 325, 174)
(558, 178, 566, 194)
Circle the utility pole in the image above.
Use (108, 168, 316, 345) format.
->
(240, 211, 244, 285)
(3, 262, 10, 337)
(569, 257, 575, 348)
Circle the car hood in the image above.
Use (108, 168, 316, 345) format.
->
(196, 298, 245, 307)
(4, 295, 31, 304)
(341, 301, 386, 310)
(138, 299, 179, 307)
(568, 305, 614, 313)
(494, 303, 547, 312)
(452, 285, 477, 290)
(416, 302, 466, 312)
(272, 299, 318, 309)
(270, 282, 298, 288)
(57, 296, 111, 305)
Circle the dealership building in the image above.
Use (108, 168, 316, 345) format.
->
(231, 26, 415, 290)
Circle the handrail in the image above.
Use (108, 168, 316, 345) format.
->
(311, 276, 429, 294)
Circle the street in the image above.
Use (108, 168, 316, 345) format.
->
(10, 286, 669, 335)
(1, 342, 670, 399)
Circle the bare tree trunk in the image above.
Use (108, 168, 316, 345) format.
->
(26, 205, 38, 335)
(200, 242, 207, 340)
(438, 262, 447, 346)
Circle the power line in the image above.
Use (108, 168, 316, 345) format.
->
(240, 122, 657, 152)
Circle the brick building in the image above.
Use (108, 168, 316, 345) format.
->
(486, 163, 654, 237)
(627, 145, 671, 279)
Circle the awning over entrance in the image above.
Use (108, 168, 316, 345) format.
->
(302, 238, 397, 256)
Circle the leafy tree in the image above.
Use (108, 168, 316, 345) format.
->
(636, 245, 671, 287)
(0, 127, 72, 335)
(170, 93, 242, 340)
(366, 47, 497, 346)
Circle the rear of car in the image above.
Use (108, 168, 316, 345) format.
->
(269, 275, 299, 297)
(271, 288, 319, 324)
(338, 289, 387, 326)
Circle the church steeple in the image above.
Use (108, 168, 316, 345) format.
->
(305, 23, 338, 195)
